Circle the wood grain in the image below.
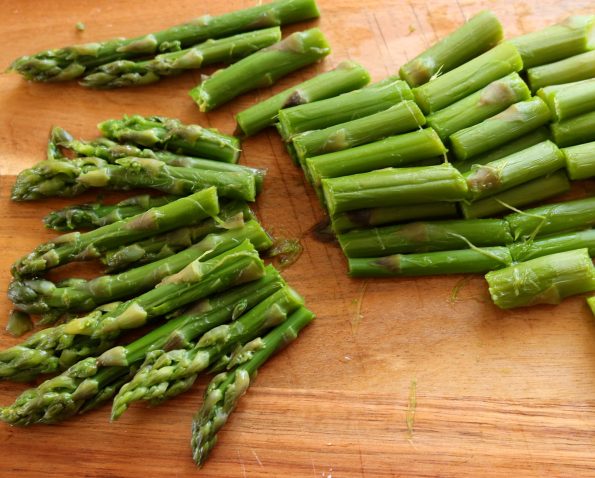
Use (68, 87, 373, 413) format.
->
(1, 1, 595, 476)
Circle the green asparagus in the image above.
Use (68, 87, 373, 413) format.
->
(562, 141, 595, 180)
(537, 79, 595, 121)
(551, 111, 595, 147)
(509, 229, 595, 262)
(527, 50, 595, 92)
(588, 296, 595, 315)
(6, 311, 33, 338)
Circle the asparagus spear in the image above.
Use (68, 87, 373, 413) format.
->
(0, 267, 285, 425)
(235, 61, 371, 136)
(191, 306, 314, 466)
(322, 163, 469, 216)
(98, 115, 240, 163)
(486, 248, 595, 309)
(451, 97, 552, 161)
(338, 219, 513, 258)
(9, 0, 321, 82)
(80, 28, 282, 89)
(399, 11, 503, 88)
(527, 50, 595, 92)
(413, 42, 523, 114)
(348, 247, 512, 278)
(537, 79, 595, 121)
(510, 16, 595, 68)
(426, 73, 530, 141)
(510, 229, 595, 262)
(505, 197, 595, 240)
(111, 286, 304, 419)
(461, 171, 570, 219)
(277, 78, 413, 140)
(0, 241, 265, 380)
(190, 28, 331, 112)
(307, 128, 446, 186)
(464, 140, 565, 200)
(562, 142, 595, 180)
(551, 111, 595, 148)
(11, 188, 219, 278)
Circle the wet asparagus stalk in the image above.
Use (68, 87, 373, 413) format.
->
(191, 306, 314, 466)
(399, 11, 503, 87)
(111, 286, 304, 419)
(190, 28, 331, 112)
(348, 247, 512, 277)
(235, 61, 371, 136)
(338, 219, 513, 258)
(527, 50, 595, 92)
(562, 142, 595, 180)
(451, 97, 552, 161)
(510, 15, 595, 68)
(80, 28, 282, 89)
(99, 115, 240, 163)
(322, 163, 469, 216)
(537, 79, 595, 121)
(426, 73, 530, 141)
(9, 0, 321, 82)
(551, 111, 595, 148)
(509, 229, 595, 262)
(413, 42, 523, 114)
(11, 189, 219, 278)
(486, 248, 595, 309)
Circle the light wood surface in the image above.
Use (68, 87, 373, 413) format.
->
(1, 1, 595, 476)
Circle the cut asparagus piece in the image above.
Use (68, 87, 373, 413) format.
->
(589, 296, 595, 315)
(510, 16, 595, 68)
(348, 246, 512, 277)
(527, 50, 595, 92)
(451, 97, 552, 161)
(190, 28, 331, 112)
(537, 79, 595, 121)
(322, 163, 468, 216)
(292, 100, 426, 162)
(308, 128, 446, 187)
(413, 42, 523, 114)
(99, 115, 240, 163)
(464, 140, 565, 200)
(9, 0, 321, 82)
(506, 196, 595, 240)
(427, 73, 530, 141)
(11, 188, 219, 278)
(551, 111, 595, 148)
(510, 229, 595, 262)
(81, 28, 282, 88)
(6, 311, 33, 338)
(563, 142, 595, 180)
(111, 286, 304, 419)
(486, 248, 595, 309)
(191, 306, 314, 466)
(399, 11, 503, 87)
(235, 60, 370, 136)
(277, 78, 413, 139)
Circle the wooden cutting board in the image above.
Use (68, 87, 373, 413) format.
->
(1, 0, 594, 476)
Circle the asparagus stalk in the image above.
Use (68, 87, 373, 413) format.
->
(562, 142, 595, 180)
(277, 78, 413, 140)
(322, 163, 469, 216)
(235, 61, 371, 136)
(399, 11, 503, 87)
(190, 28, 331, 112)
(191, 306, 314, 466)
(451, 97, 552, 161)
(551, 111, 595, 148)
(527, 50, 595, 92)
(308, 128, 446, 187)
(464, 140, 565, 200)
(510, 229, 595, 262)
(461, 171, 570, 219)
(486, 248, 595, 309)
(505, 197, 595, 240)
(348, 247, 512, 277)
(99, 115, 240, 163)
(9, 0, 321, 82)
(11, 188, 219, 278)
(0, 267, 285, 425)
(510, 16, 595, 69)
(537, 79, 595, 121)
(338, 219, 512, 258)
(426, 73, 530, 141)
(589, 296, 595, 315)
(413, 42, 523, 114)
(80, 28, 282, 89)
(292, 100, 426, 162)
(111, 286, 304, 419)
